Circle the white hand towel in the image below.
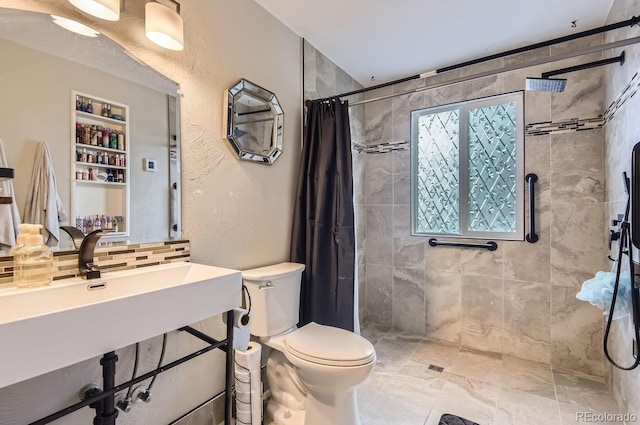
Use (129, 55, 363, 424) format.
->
(0, 138, 21, 248)
(22, 141, 67, 247)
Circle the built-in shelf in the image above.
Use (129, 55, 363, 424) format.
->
(76, 110, 127, 126)
(76, 162, 126, 170)
(75, 179, 126, 186)
(75, 143, 126, 154)
(72, 91, 130, 237)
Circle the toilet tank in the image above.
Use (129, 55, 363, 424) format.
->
(242, 262, 305, 337)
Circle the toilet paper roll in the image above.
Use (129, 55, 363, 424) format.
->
(222, 308, 251, 351)
(234, 342, 262, 425)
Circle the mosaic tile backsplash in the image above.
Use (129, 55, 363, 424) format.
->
(0, 240, 190, 285)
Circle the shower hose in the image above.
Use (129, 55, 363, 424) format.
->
(604, 184, 640, 370)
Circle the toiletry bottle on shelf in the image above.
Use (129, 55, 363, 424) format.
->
(118, 133, 125, 151)
(82, 125, 90, 144)
(92, 126, 100, 146)
(76, 95, 81, 111)
(76, 216, 83, 231)
(13, 224, 53, 288)
(81, 97, 87, 112)
(86, 99, 93, 114)
(107, 104, 112, 118)
(110, 132, 118, 149)
(76, 123, 82, 143)
(85, 216, 93, 233)
(102, 103, 108, 117)
(102, 128, 110, 147)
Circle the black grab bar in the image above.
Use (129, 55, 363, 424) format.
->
(526, 173, 539, 243)
(428, 238, 498, 251)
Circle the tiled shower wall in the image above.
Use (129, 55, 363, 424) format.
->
(358, 40, 609, 375)
(304, 37, 610, 375)
(603, 0, 640, 416)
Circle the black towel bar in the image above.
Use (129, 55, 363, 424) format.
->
(428, 238, 498, 251)
(0, 167, 14, 204)
(0, 167, 14, 179)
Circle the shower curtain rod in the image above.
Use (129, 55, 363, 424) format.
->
(347, 34, 640, 107)
(307, 15, 639, 106)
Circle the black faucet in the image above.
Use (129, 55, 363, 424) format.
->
(60, 225, 86, 249)
(79, 229, 107, 279)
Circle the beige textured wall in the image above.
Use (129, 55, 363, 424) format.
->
(604, 0, 640, 416)
(0, 1, 301, 424)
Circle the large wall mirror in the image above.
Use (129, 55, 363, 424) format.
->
(224, 79, 284, 164)
(0, 7, 182, 252)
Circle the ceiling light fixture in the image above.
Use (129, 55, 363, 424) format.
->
(145, 0, 184, 51)
(51, 15, 100, 37)
(68, 0, 120, 21)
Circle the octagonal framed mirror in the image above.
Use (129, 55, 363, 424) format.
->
(224, 79, 284, 164)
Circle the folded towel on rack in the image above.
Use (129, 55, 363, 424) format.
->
(0, 138, 21, 249)
(22, 141, 67, 247)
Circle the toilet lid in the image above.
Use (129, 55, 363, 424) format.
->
(285, 322, 376, 367)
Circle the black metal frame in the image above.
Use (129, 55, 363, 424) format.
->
(28, 310, 235, 425)
(428, 238, 498, 251)
(526, 174, 539, 243)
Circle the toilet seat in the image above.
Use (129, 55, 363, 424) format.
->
(284, 322, 375, 367)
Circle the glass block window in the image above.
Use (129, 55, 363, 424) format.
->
(411, 92, 524, 240)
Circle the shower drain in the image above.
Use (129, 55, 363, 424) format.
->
(428, 364, 444, 373)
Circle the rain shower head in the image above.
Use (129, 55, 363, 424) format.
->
(525, 77, 567, 92)
(526, 51, 626, 93)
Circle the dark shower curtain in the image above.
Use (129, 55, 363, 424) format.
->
(290, 99, 355, 331)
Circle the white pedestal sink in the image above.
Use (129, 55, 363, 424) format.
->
(0, 261, 241, 389)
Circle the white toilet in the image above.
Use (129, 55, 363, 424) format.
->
(242, 262, 375, 425)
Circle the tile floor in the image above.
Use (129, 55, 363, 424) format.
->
(358, 324, 625, 425)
